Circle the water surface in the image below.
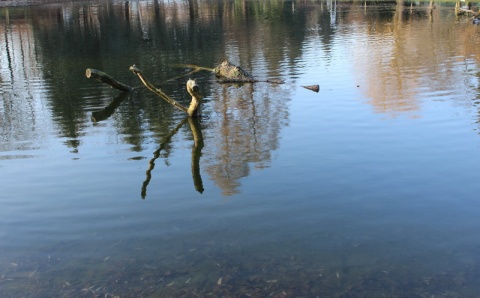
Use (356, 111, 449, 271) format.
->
(2, 1, 480, 296)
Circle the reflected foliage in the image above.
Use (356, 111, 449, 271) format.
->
(1, 0, 306, 195)
(3, 0, 480, 196)
(4, 1, 480, 297)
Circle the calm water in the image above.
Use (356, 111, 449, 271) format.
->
(2, 0, 480, 296)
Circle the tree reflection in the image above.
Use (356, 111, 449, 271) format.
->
(205, 82, 288, 196)
(0, 8, 53, 156)
(7, 0, 480, 196)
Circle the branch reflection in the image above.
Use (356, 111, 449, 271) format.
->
(188, 117, 205, 194)
(91, 92, 129, 122)
(141, 116, 205, 199)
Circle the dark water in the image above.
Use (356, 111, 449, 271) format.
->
(2, 0, 480, 296)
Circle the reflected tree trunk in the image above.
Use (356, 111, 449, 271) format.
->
(188, 0, 199, 19)
(125, 1, 130, 23)
(429, 0, 436, 21)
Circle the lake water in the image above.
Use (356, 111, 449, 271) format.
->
(2, 0, 480, 296)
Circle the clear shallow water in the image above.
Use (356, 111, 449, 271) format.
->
(2, 0, 480, 296)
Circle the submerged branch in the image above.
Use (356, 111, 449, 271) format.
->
(172, 63, 215, 72)
(166, 64, 215, 82)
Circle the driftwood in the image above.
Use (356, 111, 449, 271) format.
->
(86, 68, 132, 91)
(175, 60, 286, 85)
(86, 61, 320, 198)
(129, 65, 203, 117)
(86, 66, 204, 117)
(186, 79, 203, 117)
(175, 60, 322, 91)
(129, 65, 190, 114)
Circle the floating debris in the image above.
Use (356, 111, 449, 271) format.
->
(302, 85, 320, 93)
(217, 277, 223, 286)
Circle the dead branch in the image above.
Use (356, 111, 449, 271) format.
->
(186, 79, 203, 117)
(86, 68, 132, 91)
(129, 64, 189, 114)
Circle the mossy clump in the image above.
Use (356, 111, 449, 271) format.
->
(214, 61, 255, 83)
